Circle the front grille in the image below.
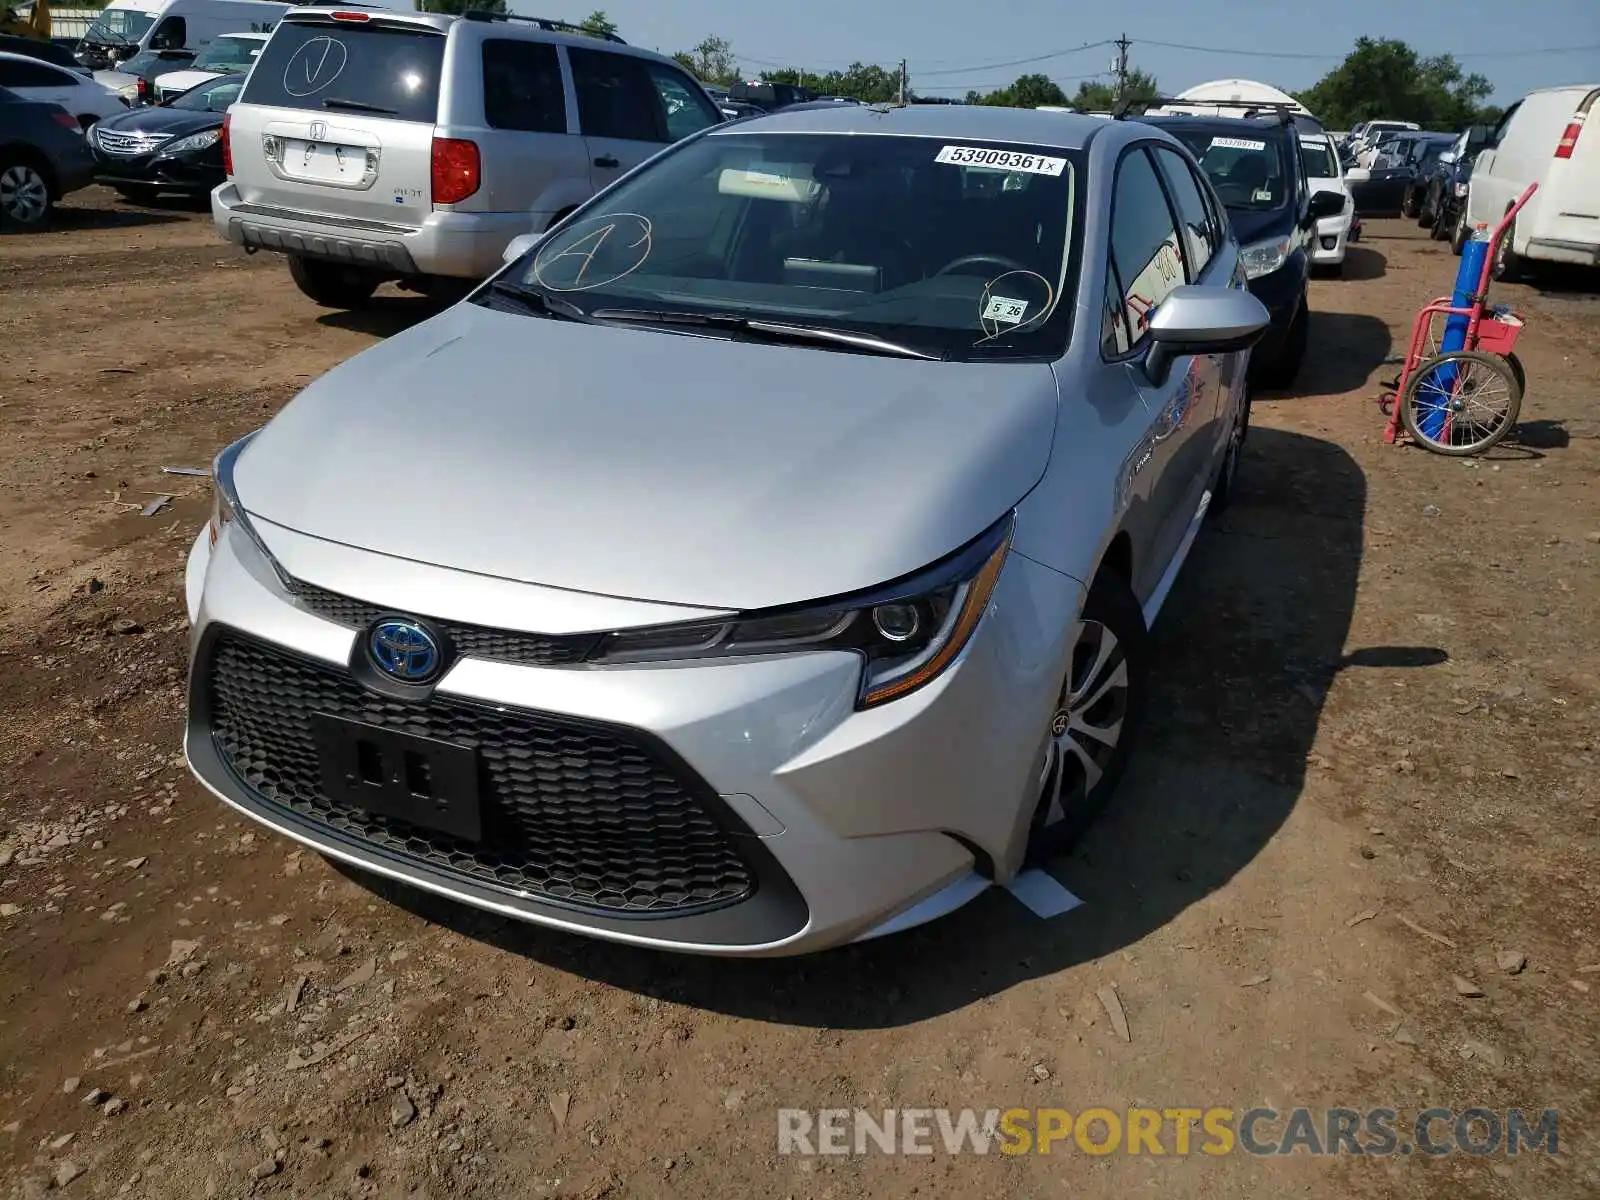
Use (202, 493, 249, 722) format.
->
(94, 128, 171, 157)
(286, 580, 602, 667)
(206, 631, 755, 915)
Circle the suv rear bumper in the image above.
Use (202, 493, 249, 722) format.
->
(211, 183, 548, 279)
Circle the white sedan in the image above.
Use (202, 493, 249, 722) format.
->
(1299, 132, 1354, 272)
(150, 32, 267, 105)
(0, 50, 127, 127)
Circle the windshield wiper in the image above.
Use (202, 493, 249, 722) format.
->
(480, 278, 591, 322)
(320, 97, 397, 115)
(590, 309, 941, 360)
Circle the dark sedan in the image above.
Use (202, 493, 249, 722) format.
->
(0, 84, 95, 228)
(1349, 132, 1454, 214)
(88, 72, 240, 203)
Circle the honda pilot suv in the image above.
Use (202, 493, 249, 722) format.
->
(212, 8, 724, 307)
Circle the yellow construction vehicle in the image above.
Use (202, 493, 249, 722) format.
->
(0, 0, 52, 40)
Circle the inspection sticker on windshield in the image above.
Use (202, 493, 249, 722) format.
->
(982, 295, 1030, 324)
(936, 145, 1066, 175)
(1210, 136, 1267, 152)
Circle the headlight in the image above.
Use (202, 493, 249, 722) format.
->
(164, 128, 221, 155)
(1454, 182, 1468, 198)
(591, 515, 1014, 709)
(1239, 235, 1291, 280)
(208, 433, 288, 585)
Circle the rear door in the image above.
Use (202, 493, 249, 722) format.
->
(470, 37, 590, 227)
(230, 15, 444, 227)
(567, 47, 719, 192)
(1537, 87, 1600, 252)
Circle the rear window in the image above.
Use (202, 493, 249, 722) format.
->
(240, 21, 445, 123)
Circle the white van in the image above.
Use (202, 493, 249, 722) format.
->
(1465, 84, 1600, 279)
(75, 0, 290, 71)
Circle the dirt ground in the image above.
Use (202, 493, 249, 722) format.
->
(1, 190, 1597, 1200)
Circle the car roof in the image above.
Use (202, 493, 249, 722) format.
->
(709, 102, 1108, 150)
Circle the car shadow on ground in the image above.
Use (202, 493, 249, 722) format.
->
(338, 427, 1444, 1028)
(316, 294, 456, 338)
(7, 204, 187, 234)
(1260, 311, 1391, 400)
(1336, 245, 1386, 282)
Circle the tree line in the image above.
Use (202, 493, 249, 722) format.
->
(416, 14, 1505, 131)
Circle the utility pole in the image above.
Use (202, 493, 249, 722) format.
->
(898, 58, 907, 104)
(1113, 32, 1130, 102)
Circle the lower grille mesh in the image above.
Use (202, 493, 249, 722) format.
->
(206, 632, 755, 915)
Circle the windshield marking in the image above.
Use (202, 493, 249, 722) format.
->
(975, 270, 1053, 345)
(1211, 137, 1266, 152)
(934, 145, 1067, 176)
(282, 36, 349, 98)
(532, 214, 654, 293)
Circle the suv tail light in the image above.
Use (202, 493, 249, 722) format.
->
(431, 137, 480, 205)
(1554, 118, 1583, 159)
(221, 112, 233, 176)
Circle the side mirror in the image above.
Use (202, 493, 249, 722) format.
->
(501, 231, 544, 265)
(1308, 189, 1345, 220)
(1144, 285, 1270, 386)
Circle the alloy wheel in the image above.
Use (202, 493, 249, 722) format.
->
(1036, 620, 1129, 828)
(0, 164, 49, 226)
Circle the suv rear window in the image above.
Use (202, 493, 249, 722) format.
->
(240, 21, 445, 124)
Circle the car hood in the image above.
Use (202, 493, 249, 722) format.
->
(153, 67, 219, 93)
(1226, 206, 1294, 246)
(235, 305, 1059, 612)
(96, 104, 219, 136)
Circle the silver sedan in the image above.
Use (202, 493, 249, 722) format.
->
(184, 104, 1268, 955)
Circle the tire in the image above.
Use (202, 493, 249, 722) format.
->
(1401, 189, 1418, 219)
(1417, 188, 1435, 226)
(287, 255, 380, 309)
(1450, 205, 1470, 256)
(1429, 204, 1451, 241)
(1025, 569, 1149, 863)
(1208, 385, 1250, 517)
(1253, 297, 1308, 390)
(1491, 216, 1526, 283)
(1503, 350, 1527, 398)
(1399, 350, 1522, 456)
(0, 158, 53, 228)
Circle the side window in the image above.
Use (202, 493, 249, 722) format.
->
(1107, 148, 1185, 352)
(1488, 102, 1520, 148)
(482, 39, 566, 134)
(152, 16, 185, 50)
(568, 47, 661, 142)
(3, 60, 67, 87)
(1101, 263, 1131, 356)
(645, 63, 720, 141)
(1151, 146, 1216, 280)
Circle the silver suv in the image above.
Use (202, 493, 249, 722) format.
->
(212, 9, 723, 307)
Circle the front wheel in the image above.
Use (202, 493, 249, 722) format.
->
(1025, 571, 1148, 863)
(1450, 205, 1471, 256)
(287, 255, 380, 309)
(1399, 350, 1522, 456)
(0, 160, 53, 228)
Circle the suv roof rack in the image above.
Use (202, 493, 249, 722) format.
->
(461, 11, 627, 42)
(1114, 96, 1297, 125)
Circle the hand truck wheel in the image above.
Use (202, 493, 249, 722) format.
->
(1399, 350, 1522, 456)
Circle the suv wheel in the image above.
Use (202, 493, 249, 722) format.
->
(1025, 570, 1148, 863)
(0, 160, 53, 228)
(1254, 297, 1308, 390)
(288, 255, 381, 309)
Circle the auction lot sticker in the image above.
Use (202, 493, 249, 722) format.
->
(935, 146, 1067, 175)
(1211, 137, 1267, 152)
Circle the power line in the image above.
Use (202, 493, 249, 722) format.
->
(916, 39, 1114, 77)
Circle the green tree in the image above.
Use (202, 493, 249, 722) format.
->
(968, 69, 1154, 110)
(763, 62, 902, 103)
(674, 36, 739, 87)
(421, 0, 505, 14)
(578, 10, 618, 39)
(1295, 37, 1494, 130)
(1069, 68, 1158, 112)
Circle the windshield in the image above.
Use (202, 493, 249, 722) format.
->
(172, 73, 243, 111)
(83, 9, 156, 45)
(121, 49, 183, 74)
(1299, 141, 1338, 180)
(493, 132, 1082, 361)
(193, 36, 262, 73)
(1166, 129, 1287, 210)
(240, 21, 445, 122)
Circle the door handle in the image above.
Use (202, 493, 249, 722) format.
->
(593, 155, 619, 168)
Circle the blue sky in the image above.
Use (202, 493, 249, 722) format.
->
(524, 0, 1600, 105)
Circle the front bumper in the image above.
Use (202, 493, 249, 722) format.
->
(93, 146, 223, 193)
(211, 181, 550, 279)
(1312, 213, 1350, 265)
(183, 517, 1083, 956)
